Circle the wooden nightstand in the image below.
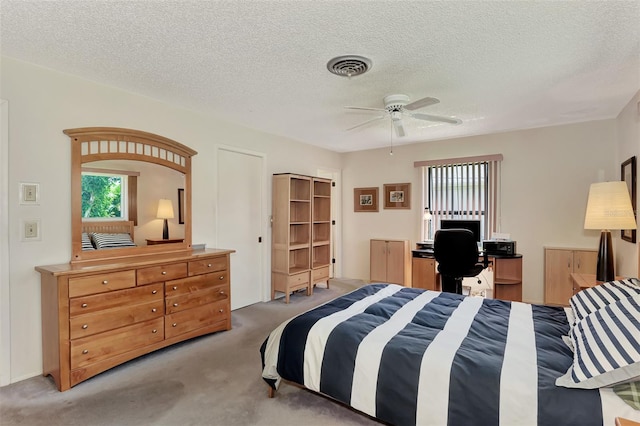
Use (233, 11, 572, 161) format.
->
(570, 273, 624, 293)
(146, 238, 184, 245)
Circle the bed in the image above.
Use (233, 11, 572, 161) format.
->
(261, 282, 640, 426)
(81, 220, 136, 250)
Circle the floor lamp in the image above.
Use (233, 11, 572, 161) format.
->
(423, 207, 432, 242)
(583, 181, 637, 282)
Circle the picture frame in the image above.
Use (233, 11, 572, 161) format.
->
(178, 188, 185, 224)
(353, 187, 379, 212)
(383, 183, 411, 209)
(621, 156, 636, 243)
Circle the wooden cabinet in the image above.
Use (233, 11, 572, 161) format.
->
(370, 239, 411, 286)
(492, 256, 523, 302)
(36, 248, 234, 391)
(411, 257, 438, 290)
(544, 247, 597, 306)
(271, 174, 332, 303)
(311, 177, 332, 287)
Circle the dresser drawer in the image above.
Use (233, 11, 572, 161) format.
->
(69, 270, 136, 298)
(69, 283, 163, 316)
(165, 272, 228, 297)
(288, 271, 310, 292)
(165, 301, 228, 339)
(70, 317, 164, 369)
(165, 284, 229, 314)
(189, 257, 227, 276)
(70, 300, 164, 339)
(312, 266, 330, 282)
(137, 262, 188, 285)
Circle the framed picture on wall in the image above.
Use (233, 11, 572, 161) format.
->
(354, 187, 379, 212)
(621, 156, 636, 243)
(383, 183, 411, 209)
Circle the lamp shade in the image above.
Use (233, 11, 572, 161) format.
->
(584, 181, 636, 230)
(156, 199, 175, 219)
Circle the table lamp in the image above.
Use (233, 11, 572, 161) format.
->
(157, 198, 174, 239)
(583, 181, 637, 282)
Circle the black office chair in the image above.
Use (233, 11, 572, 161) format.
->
(433, 229, 488, 294)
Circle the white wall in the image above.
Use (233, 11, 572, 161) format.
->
(341, 120, 622, 304)
(0, 57, 342, 383)
(615, 90, 640, 277)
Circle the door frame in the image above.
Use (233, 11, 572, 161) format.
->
(317, 168, 342, 279)
(1, 99, 10, 386)
(215, 145, 268, 303)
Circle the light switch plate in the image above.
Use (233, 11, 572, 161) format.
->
(21, 219, 41, 241)
(19, 182, 40, 205)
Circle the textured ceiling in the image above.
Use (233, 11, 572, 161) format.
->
(1, 1, 639, 152)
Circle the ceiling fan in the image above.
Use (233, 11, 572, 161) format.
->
(345, 94, 462, 137)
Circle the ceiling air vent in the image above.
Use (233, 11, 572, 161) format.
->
(327, 55, 372, 78)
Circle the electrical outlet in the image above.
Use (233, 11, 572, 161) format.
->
(21, 219, 41, 241)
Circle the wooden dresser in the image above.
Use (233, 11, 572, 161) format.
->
(36, 248, 234, 391)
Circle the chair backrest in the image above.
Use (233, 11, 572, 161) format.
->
(433, 229, 480, 277)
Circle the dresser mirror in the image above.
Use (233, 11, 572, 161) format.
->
(66, 127, 197, 263)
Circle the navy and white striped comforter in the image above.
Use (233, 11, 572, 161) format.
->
(261, 284, 638, 426)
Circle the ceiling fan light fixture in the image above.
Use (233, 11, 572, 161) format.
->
(327, 55, 372, 78)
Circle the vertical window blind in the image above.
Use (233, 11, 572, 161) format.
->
(414, 154, 503, 241)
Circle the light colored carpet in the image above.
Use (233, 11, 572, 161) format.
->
(0, 279, 381, 426)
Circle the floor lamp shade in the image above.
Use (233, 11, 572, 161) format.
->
(157, 199, 175, 239)
(584, 181, 637, 282)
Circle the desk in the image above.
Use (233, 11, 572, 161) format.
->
(411, 251, 523, 302)
(570, 273, 623, 293)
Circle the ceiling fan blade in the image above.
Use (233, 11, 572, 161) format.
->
(344, 106, 387, 113)
(345, 115, 386, 131)
(410, 112, 462, 125)
(393, 119, 406, 137)
(404, 96, 440, 111)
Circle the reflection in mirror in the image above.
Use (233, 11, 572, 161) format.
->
(66, 127, 197, 263)
(82, 160, 185, 245)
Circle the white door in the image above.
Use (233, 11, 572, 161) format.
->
(317, 169, 341, 278)
(217, 148, 264, 310)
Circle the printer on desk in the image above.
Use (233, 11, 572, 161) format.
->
(483, 240, 516, 256)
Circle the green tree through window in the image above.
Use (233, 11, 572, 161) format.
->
(81, 174, 123, 218)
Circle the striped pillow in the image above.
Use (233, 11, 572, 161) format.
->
(90, 232, 136, 250)
(81, 232, 95, 251)
(570, 278, 640, 323)
(556, 294, 640, 389)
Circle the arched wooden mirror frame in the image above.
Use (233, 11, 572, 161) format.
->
(66, 127, 197, 263)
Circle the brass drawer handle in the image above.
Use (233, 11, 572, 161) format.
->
(173, 303, 179, 307)
(82, 349, 89, 354)
(82, 324, 88, 329)
(162, 271, 167, 275)
(152, 329, 158, 334)
(172, 286, 178, 290)
(219, 309, 224, 313)
(81, 303, 88, 308)
(102, 280, 108, 285)
(207, 263, 212, 267)
(219, 290, 225, 294)
(172, 323, 177, 327)
(152, 308, 157, 313)
(152, 290, 157, 294)
(218, 275, 224, 280)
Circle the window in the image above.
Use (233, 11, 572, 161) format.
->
(81, 171, 127, 220)
(81, 169, 138, 223)
(416, 154, 502, 241)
